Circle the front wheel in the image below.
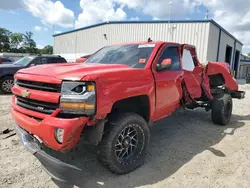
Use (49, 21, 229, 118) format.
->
(98, 113, 150, 174)
(0, 76, 14, 94)
(211, 94, 233, 126)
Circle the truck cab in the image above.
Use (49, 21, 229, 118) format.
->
(11, 41, 245, 181)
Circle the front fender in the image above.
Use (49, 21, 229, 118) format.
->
(83, 69, 156, 120)
(206, 62, 238, 91)
(94, 79, 155, 120)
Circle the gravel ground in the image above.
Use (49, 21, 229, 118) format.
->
(0, 82, 250, 188)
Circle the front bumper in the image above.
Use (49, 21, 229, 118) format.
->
(11, 96, 89, 151)
(15, 124, 81, 182)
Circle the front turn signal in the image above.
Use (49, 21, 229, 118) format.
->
(60, 102, 95, 110)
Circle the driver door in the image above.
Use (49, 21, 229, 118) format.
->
(152, 44, 183, 120)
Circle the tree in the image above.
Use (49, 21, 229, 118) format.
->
(0, 28, 52, 54)
(40, 45, 53, 54)
(23, 31, 36, 53)
(10, 33, 23, 49)
(0, 28, 11, 52)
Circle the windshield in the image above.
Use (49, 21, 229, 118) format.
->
(85, 44, 155, 68)
(14, 56, 35, 66)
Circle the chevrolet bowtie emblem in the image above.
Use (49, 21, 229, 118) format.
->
(20, 90, 30, 98)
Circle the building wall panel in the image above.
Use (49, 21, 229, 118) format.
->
(54, 22, 210, 63)
(207, 23, 243, 67)
(207, 23, 220, 62)
(217, 31, 242, 66)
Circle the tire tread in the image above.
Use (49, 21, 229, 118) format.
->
(211, 94, 232, 126)
(98, 113, 150, 174)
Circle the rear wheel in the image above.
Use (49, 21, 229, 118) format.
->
(211, 94, 232, 126)
(98, 113, 150, 174)
(0, 76, 14, 94)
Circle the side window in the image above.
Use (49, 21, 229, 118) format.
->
(2, 58, 12, 62)
(55, 58, 63, 63)
(55, 58, 60, 63)
(31, 57, 42, 65)
(47, 57, 55, 64)
(158, 46, 180, 70)
(182, 49, 195, 71)
(58, 57, 67, 63)
(41, 57, 47, 64)
(47, 57, 65, 64)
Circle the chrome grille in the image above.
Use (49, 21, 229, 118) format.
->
(16, 80, 61, 93)
(16, 96, 59, 115)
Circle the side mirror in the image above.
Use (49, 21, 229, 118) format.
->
(156, 58, 172, 71)
(75, 57, 87, 63)
(81, 58, 87, 63)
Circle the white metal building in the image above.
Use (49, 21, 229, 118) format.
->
(53, 20, 243, 77)
(238, 54, 250, 79)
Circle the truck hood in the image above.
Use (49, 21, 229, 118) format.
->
(17, 63, 145, 81)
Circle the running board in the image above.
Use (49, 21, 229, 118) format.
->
(185, 101, 211, 111)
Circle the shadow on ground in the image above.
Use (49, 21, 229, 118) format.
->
(43, 109, 247, 188)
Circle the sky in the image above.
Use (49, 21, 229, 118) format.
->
(0, 0, 250, 53)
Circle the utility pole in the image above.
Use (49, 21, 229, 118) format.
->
(205, 9, 209, 19)
(168, 1, 172, 41)
(53, 25, 55, 35)
(168, 1, 172, 24)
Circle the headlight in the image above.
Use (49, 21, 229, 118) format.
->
(60, 81, 96, 115)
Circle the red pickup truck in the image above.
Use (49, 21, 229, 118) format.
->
(12, 41, 245, 181)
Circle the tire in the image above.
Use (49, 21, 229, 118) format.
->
(0, 76, 14, 94)
(98, 113, 150, 174)
(211, 94, 232, 126)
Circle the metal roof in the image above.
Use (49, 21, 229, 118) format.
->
(53, 19, 243, 45)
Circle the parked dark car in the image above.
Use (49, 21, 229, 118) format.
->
(0, 55, 67, 94)
(0, 57, 14, 64)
